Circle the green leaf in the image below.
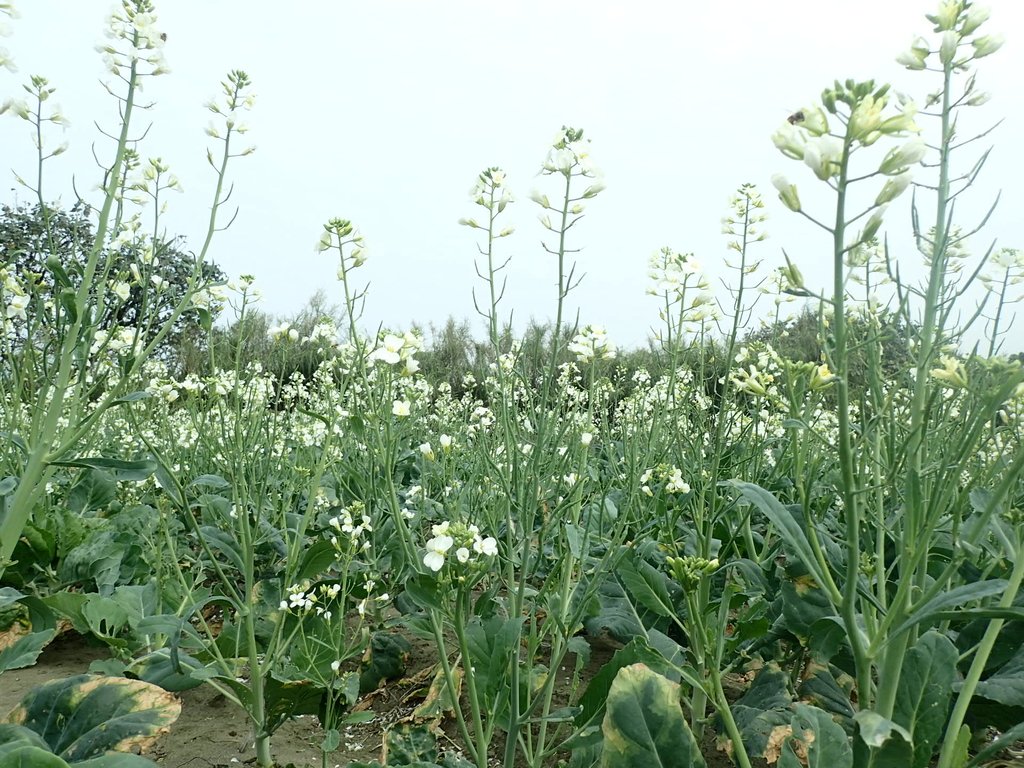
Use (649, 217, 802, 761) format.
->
(892, 631, 957, 768)
(599, 663, 706, 768)
(385, 723, 437, 764)
(891, 580, 1008, 637)
(74, 755, 161, 767)
(617, 553, 676, 619)
(797, 662, 854, 719)
(296, 539, 337, 582)
(67, 469, 116, 514)
(0, 588, 25, 610)
(0, 744, 70, 767)
(360, 632, 412, 694)
(49, 459, 156, 483)
(964, 643, 1024, 707)
(576, 637, 678, 729)
(778, 704, 852, 768)
(0, 724, 49, 751)
(853, 710, 912, 766)
(728, 481, 830, 592)
(131, 649, 207, 692)
(188, 474, 230, 490)
(5, 675, 181, 762)
(0, 629, 55, 673)
(110, 391, 152, 405)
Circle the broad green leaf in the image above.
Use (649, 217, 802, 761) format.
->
(617, 553, 676, 619)
(0, 744, 70, 767)
(576, 637, 678, 729)
(5, 675, 181, 762)
(778, 704, 852, 768)
(853, 710, 912, 766)
(599, 663, 705, 768)
(797, 662, 854, 719)
(0, 724, 49, 751)
(892, 631, 957, 768)
(0, 629, 55, 673)
(67, 469, 116, 514)
(132, 649, 207, 692)
(385, 723, 437, 764)
(964, 643, 1024, 707)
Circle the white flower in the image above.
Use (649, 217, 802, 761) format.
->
(370, 334, 404, 365)
(439, 434, 452, 451)
(456, 547, 470, 563)
(580, 432, 593, 447)
(423, 534, 454, 571)
(419, 442, 434, 460)
(476, 536, 498, 557)
(330, 660, 341, 673)
(111, 281, 131, 302)
(392, 399, 411, 417)
(5, 293, 28, 320)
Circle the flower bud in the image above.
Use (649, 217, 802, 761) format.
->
(960, 5, 990, 35)
(862, 205, 888, 241)
(971, 34, 1004, 59)
(875, 172, 913, 205)
(771, 174, 801, 212)
(928, 0, 962, 31)
(771, 122, 805, 160)
(939, 30, 960, 65)
(966, 90, 991, 106)
(879, 138, 927, 174)
(895, 37, 929, 69)
(810, 363, 836, 390)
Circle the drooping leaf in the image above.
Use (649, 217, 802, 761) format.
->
(891, 580, 1008, 637)
(797, 662, 854, 719)
(49, 459, 156, 483)
(728, 481, 830, 590)
(360, 632, 412, 694)
(853, 710, 912, 766)
(599, 663, 705, 768)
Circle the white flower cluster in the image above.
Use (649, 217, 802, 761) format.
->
(568, 325, 616, 364)
(647, 248, 703, 299)
(98, 1, 169, 77)
(369, 331, 423, 375)
(640, 465, 691, 497)
(422, 520, 498, 573)
(327, 501, 372, 550)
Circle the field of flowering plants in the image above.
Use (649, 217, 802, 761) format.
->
(2, 2, 1024, 767)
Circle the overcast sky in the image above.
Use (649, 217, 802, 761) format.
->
(2, 1, 1022, 349)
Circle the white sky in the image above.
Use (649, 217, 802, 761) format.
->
(3, 1, 1022, 350)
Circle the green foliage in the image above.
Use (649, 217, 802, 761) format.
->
(0, 675, 180, 766)
(0, 202, 225, 364)
(599, 664, 705, 768)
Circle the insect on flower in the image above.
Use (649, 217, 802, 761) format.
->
(787, 111, 805, 125)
